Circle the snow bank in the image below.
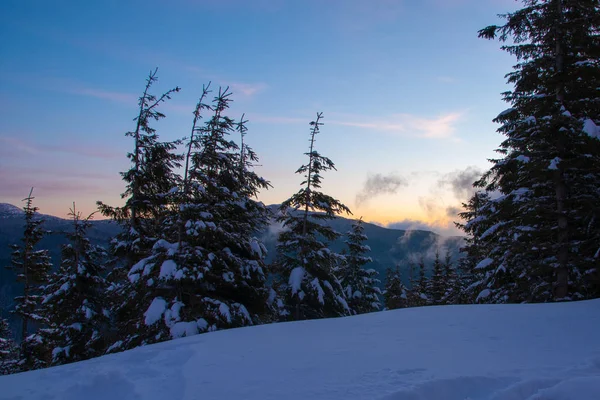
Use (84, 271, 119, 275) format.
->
(2, 300, 600, 400)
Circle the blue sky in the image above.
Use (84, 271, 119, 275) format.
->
(0, 0, 519, 234)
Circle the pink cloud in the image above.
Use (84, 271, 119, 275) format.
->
(0, 135, 122, 160)
(66, 87, 137, 104)
(328, 111, 465, 139)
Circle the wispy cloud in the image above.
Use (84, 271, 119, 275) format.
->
(1, 71, 138, 105)
(65, 87, 137, 104)
(438, 166, 483, 201)
(385, 218, 463, 237)
(356, 172, 409, 207)
(227, 82, 268, 97)
(175, 62, 268, 99)
(248, 114, 306, 124)
(329, 111, 465, 139)
(0, 136, 121, 160)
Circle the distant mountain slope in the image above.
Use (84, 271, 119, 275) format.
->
(0, 203, 24, 218)
(261, 205, 464, 281)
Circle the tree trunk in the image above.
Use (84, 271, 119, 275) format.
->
(553, 0, 569, 300)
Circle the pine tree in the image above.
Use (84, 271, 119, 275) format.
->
(383, 266, 408, 310)
(6, 189, 52, 370)
(440, 249, 459, 305)
(455, 191, 493, 303)
(459, 0, 600, 302)
(0, 316, 18, 375)
(341, 218, 381, 314)
(41, 204, 109, 365)
(97, 69, 182, 352)
(407, 256, 429, 307)
(276, 112, 352, 320)
(426, 251, 445, 305)
(112, 87, 274, 350)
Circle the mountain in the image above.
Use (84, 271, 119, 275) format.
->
(0, 204, 24, 218)
(261, 205, 464, 280)
(2, 299, 599, 399)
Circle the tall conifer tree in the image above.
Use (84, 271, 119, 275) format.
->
(276, 113, 352, 320)
(0, 316, 17, 375)
(6, 189, 52, 370)
(460, 0, 600, 302)
(384, 266, 408, 310)
(97, 69, 182, 352)
(41, 205, 109, 365)
(341, 218, 381, 314)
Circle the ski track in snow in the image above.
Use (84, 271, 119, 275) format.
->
(2, 301, 600, 400)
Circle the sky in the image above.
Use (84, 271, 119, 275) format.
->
(0, 0, 520, 235)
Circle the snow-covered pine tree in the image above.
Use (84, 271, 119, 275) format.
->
(455, 191, 493, 303)
(426, 251, 445, 305)
(459, 0, 600, 302)
(340, 218, 381, 314)
(276, 112, 352, 320)
(440, 249, 459, 305)
(6, 189, 52, 370)
(96, 69, 182, 352)
(41, 204, 109, 365)
(0, 316, 18, 375)
(407, 256, 429, 307)
(112, 88, 274, 350)
(383, 266, 408, 310)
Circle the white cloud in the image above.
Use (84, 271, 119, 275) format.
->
(329, 111, 465, 139)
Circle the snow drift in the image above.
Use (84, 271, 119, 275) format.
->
(2, 300, 600, 400)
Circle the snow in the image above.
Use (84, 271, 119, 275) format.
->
(548, 157, 561, 170)
(2, 301, 600, 400)
(289, 266, 305, 294)
(476, 289, 491, 302)
(144, 297, 167, 326)
(583, 118, 600, 139)
(219, 302, 232, 323)
(170, 322, 199, 339)
(311, 278, 326, 304)
(475, 258, 494, 270)
(159, 259, 177, 279)
(496, 108, 516, 118)
(515, 155, 530, 163)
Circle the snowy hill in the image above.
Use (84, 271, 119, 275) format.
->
(0, 203, 24, 218)
(2, 301, 599, 400)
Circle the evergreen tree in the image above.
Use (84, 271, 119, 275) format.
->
(426, 251, 445, 305)
(41, 204, 109, 365)
(407, 256, 429, 307)
(6, 189, 52, 370)
(440, 249, 460, 305)
(97, 69, 182, 352)
(276, 112, 352, 320)
(383, 266, 408, 310)
(111, 87, 274, 350)
(455, 191, 493, 303)
(459, 0, 600, 302)
(0, 316, 18, 375)
(340, 218, 381, 314)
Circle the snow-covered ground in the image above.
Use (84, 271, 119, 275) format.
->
(2, 300, 600, 400)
